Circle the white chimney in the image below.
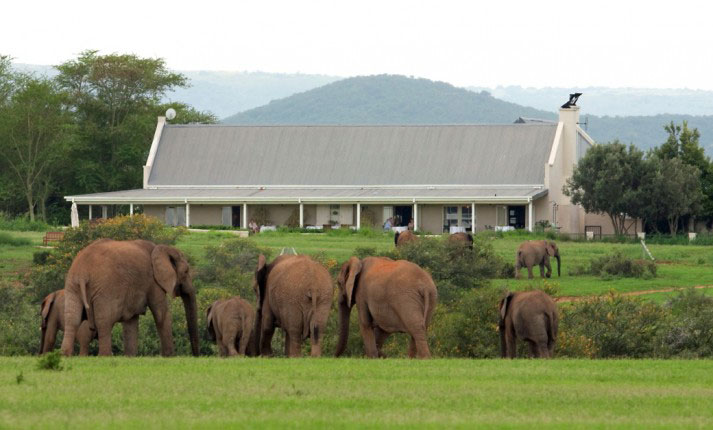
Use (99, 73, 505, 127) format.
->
(558, 105, 580, 178)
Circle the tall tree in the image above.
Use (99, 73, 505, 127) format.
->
(0, 75, 72, 220)
(654, 121, 713, 227)
(563, 141, 648, 235)
(646, 157, 703, 235)
(55, 51, 192, 194)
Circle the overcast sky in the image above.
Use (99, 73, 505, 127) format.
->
(3, 0, 712, 90)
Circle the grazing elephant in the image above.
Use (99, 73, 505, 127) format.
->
(448, 232, 473, 250)
(206, 297, 256, 357)
(499, 290, 558, 358)
(335, 256, 437, 359)
(254, 254, 333, 357)
(394, 230, 418, 247)
(61, 239, 199, 357)
(40, 289, 95, 355)
(515, 240, 560, 279)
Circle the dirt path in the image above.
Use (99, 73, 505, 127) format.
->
(556, 285, 713, 303)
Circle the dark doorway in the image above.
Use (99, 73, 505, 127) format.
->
(507, 206, 525, 229)
(231, 206, 241, 228)
(393, 206, 412, 227)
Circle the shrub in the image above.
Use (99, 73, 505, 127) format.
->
(571, 251, 656, 279)
(655, 289, 713, 358)
(197, 237, 273, 298)
(0, 283, 40, 355)
(0, 212, 53, 232)
(26, 215, 184, 302)
(37, 350, 63, 371)
(430, 287, 503, 358)
(33, 251, 51, 265)
(558, 293, 669, 358)
(353, 246, 378, 259)
(0, 232, 32, 246)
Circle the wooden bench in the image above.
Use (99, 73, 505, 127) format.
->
(42, 231, 64, 246)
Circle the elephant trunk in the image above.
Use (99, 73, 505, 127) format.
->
(335, 300, 351, 357)
(556, 255, 561, 277)
(180, 288, 200, 356)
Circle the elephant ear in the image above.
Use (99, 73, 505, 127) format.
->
(40, 291, 57, 329)
(152, 245, 181, 297)
(255, 254, 267, 311)
(499, 292, 514, 324)
(546, 241, 556, 257)
(344, 257, 362, 307)
(206, 302, 216, 342)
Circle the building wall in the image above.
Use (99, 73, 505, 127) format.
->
(419, 205, 441, 233)
(190, 205, 222, 226)
(144, 205, 165, 221)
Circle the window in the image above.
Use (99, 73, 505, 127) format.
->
(443, 205, 476, 232)
(221, 206, 232, 226)
(461, 205, 472, 229)
(443, 206, 458, 231)
(166, 206, 186, 226)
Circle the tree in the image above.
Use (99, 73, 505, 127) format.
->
(646, 157, 702, 236)
(0, 75, 72, 220)
(654, 121, 713, 228)
(563, 141, 648, 235)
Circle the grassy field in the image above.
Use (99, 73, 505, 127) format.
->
(1, 357, 712, 429)
(2, 229, 712, 300)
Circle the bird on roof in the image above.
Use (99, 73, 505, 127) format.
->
(561, 93, 583, 109)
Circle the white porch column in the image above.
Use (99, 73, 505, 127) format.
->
(101, 205, 108, 219)
(130, 203, 134, 216)
(242, 203, 248, 229)
(472, 202, 476, 233)
(528, 199, 533, 232)
(413, 202, 418, 231)
(185, 202, 190, 227)
(299, 201, 304, 228)
(356, 203, 361, 230)
(88, 205, 92, 220)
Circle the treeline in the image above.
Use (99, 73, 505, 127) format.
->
(565, 122, 713, 234)
(0, 51, 216, 224)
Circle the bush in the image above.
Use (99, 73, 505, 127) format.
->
(26, 215, 184, 302)
(0, 212, 53, 232)
(656, 289, 713, 358)
(0, 232, 32, 246)
(36, 350, 63, 371)
(430, 287, 503, 358)
(559, 293, 668, 358)
(197, 237, 273, 298)
(33, 251, 51, 265)
(570, 251, 657, 279)
(0, 282, 40, 355)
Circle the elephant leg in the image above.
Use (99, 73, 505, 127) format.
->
(77, 321, 95, 356)
(216, 333, 228, 357)
(357, 307, 379, 358)
(224, 325, 239, 357)
(260, 309, 276, 356)
(285, 329, 302, 358)
(309, 332, 322, 358)
(60, 292, 84, 356)
(237, 329, 250, 356)
(411, 330, 431, 359)
(504, 323, 516, 358)
(539, 342, 551, 359)
(527, 340, 541, 358)
(149, 296, 174, 357)
(544, 257, 552, 278)
(408, 336, 416, 358)
(527, 265, 534, 279)
(374, 327, 390, 358)
(122, 316, 139, 357)
(96, 322, 114, 356)
(539, 262, 545, 278)
(42, 318, 59, 354)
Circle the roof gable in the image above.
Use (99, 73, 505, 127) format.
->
(147, 124, 556, 187)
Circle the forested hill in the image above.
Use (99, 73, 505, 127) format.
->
(222, 75, 713, 156)
(222, 75, 557, 125)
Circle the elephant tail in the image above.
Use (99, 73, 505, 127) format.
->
(79, 278, 94, 330)
(303, 290, 319, 342)
(545, 311, 557, 345)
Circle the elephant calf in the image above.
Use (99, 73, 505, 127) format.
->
(499, 290, 558, 358)
(40, 289, 95, 355)
(394, 231, 418, 247)
(515, 240, 561, 279)
(206, 297, 256, 357)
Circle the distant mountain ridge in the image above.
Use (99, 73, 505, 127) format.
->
(223, 75, 713, 156)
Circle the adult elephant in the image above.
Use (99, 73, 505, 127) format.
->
(254, 254, 333, 357)
(61, 239, 199, 357)
(206, 297, 256, 357)
(499, 290, 558, 358)
(515, 240, 560, 279)
(394, 230, 418, 247)
(335, 256, 437, 359)
(448, 232, 473, 250)
(40, 289, 95, 355)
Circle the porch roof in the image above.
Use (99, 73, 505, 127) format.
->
(65, 185, 548, 205)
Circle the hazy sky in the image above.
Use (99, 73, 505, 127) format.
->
(3, 0, 712, 89)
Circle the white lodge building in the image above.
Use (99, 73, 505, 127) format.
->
(65, 104, 621, 235)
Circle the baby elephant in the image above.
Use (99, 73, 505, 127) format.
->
(40, 289, 95, 355)
(206, 297, 256, 357)
(499, 290, 558, 358)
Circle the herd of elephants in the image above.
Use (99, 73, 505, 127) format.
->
(39, 233, 562, 359)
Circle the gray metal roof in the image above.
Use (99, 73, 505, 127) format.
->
(66, 186, 548, 204)
(147, 124, 556, 186)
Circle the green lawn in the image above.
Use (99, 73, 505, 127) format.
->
(0, 231, 45, 284)
(1, 357, 712, 429)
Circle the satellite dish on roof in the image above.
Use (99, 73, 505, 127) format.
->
(165, 108, 176, 120)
